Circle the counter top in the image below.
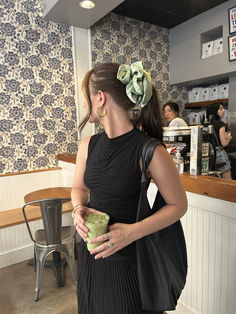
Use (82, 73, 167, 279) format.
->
(58, 153, 236, 203)
(58, 153, 76, 164)
(180, 173, 236, 203)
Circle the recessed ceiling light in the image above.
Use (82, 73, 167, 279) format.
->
(79, 0, 95, 9)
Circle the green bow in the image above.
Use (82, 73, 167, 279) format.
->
(117, 61, 153, 108)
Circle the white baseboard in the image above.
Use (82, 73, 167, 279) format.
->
(166, 302, 197, 314)
(0, 244, 34, 269)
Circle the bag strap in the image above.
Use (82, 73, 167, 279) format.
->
(141, 138, 163, 183)
(136, 138, 163, 222)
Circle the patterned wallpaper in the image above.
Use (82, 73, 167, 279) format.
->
(0, 4, 189, 174)
(91, 13, 188, 132)
(0, 0, 77, 174)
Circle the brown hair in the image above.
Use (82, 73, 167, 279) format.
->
(79, 62, 163, 141)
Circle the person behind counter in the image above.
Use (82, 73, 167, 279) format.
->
(206, 103, 232, 179)
(163, 102, 188, 127)
(71, 61, 187, 314)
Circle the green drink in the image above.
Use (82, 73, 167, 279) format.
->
(84, 212, 110, 252)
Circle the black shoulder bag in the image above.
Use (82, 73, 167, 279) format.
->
(136, 138, 188, 312)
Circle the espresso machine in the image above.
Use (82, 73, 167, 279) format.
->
(163, 126, 191, 172)
(163, 125, 219, 176)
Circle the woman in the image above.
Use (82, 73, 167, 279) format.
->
(206, 102, 232, 179)
(163, 102, 188, 127)
(71, 61, 187, 314)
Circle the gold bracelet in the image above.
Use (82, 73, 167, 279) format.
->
(72, 204, 86, 218)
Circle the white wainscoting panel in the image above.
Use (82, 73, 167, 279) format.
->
(147, 184, 236, 314)
(0, 169, 63, 211)
(58, 160, 75, 187)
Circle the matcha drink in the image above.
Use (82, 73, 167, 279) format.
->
(84, 212, 110, 252)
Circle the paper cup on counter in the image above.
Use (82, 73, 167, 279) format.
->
(84, 212, 110, 252)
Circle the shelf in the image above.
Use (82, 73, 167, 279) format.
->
(185, 98, 228, 108)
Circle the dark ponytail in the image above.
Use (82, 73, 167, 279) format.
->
(206, 102, 221, 121)
(135, 86, 164, 141)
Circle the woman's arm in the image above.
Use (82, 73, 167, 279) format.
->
(219, 126, 232, 147)
(71, 136, 91, 208)
(71, 136, 106, 241)
(131, 144, 187, 240)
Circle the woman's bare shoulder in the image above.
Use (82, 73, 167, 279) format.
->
(76, 136, 91, 162)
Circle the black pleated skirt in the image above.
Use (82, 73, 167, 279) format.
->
(77, 241, 163, 314)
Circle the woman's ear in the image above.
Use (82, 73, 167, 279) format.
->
(97, 90, 106, 106)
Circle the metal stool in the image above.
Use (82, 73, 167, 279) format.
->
(22, 197, 77, 301)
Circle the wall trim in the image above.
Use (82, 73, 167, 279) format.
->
(0, 167, 61, 178)
(0, 244, 34, 269)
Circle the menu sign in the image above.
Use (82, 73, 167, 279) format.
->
(228, 34, 236, 61)
(228, 6, 236, 35)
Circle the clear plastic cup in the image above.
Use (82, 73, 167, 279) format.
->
(84, 212, 110, 252)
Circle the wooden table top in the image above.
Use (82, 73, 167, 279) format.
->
(24, 187, 72, 203)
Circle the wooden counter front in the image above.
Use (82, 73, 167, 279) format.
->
(58, 153, 236, 203)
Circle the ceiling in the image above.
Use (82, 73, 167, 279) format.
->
(112, 0, 229, 29)
(42, 0, 124, 29)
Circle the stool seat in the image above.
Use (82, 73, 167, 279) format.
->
(35, 226, 74, 246)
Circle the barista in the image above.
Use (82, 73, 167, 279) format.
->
(163, 102, 188, 127)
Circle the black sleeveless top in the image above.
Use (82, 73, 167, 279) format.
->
(84, 128, 150, 259)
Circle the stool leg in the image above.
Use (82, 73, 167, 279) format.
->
(61, 243, 77, 286)
(35, 249, 47, 301)
(66, 252, 77, 286)
(34, 250, 36, 273)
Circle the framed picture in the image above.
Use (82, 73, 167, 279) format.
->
(228, 34, 236, 61)
(228, 6, 236, 35)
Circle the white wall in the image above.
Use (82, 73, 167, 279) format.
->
(71, 26, 95, 140)
(169, 0, 236, 85)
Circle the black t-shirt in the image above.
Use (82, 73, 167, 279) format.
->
(213, 120, 225, 145)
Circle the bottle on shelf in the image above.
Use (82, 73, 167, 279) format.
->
(173, 148, 184, 174)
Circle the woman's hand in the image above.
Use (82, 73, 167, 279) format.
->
(73, 207, 100, 241)
(89, 223, 135, 259)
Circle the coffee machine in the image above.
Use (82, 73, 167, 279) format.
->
(163, 125, 218, 176)
(163, 126, 191, 172)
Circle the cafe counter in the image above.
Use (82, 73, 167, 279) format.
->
(58, 153, 236, 203)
